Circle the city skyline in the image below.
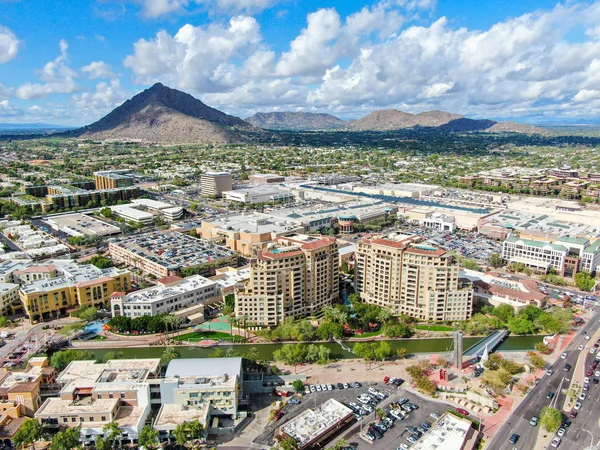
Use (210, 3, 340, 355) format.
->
(1, 0, 600, 125)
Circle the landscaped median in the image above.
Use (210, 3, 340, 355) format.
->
(172, 331, 238, 342)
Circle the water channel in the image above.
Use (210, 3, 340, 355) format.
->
(88, 335, 544, 361)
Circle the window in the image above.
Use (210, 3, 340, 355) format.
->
(63, 418, 68, 423)
(72, 417, 76, 422)
(101, 416, 107, 421)
(190, 392, 199, 398)
(120, 393, 125, 398)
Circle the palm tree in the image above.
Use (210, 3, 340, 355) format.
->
(377, 308, 393, 325)
(161, 346, 181, 367)
(227, 315, 238, 341)
(162, 314, 181, 341)
(322, 305, 337, 323)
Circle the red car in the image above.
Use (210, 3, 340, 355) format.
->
(570, 411, 578, 418)
(456, 408, 469, 416)
(384, 376, 390, 384)
(274, 411, 284, 420)
(587, 370, 594, 377)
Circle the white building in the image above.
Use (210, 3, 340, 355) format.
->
(421, 213, 456, 232)
(111, 275, 218, 318)
(223, 185, 292, 204)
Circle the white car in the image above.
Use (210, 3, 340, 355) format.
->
(579, 393, 587, 401)
(327, 384, 333, 391)
(591, 348, 596, 354)
(561, 353, 568, 359)
(585, 376, 591, 384)
(551, 437, 562, 448)
(579, 344, 584, 350)
(398, 444, 410, 450)
(557, 427, 566, 437)
(316, 385, 322, 392)
(596, 371, 600, 377)
(310, 385, 316, 392)
(574, 402, 582, 410)
(586, 335, 591, 340)
(321, 384, 327, 391)
(343, 383, 349, 389)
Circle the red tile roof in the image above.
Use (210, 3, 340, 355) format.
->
(157, 275, 183, 286)
(75, 276, 114, 289)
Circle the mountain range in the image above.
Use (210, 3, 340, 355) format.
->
(69, 83, 544, 143)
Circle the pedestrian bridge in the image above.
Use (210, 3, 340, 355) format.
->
(463, 330, 509, 358)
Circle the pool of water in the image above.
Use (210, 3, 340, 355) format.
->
(83, 320, 108, 335)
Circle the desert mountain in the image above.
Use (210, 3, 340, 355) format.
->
(77, 83, 255, 144)
(349, 109, 545, 134)
(245, 111, 346, 130)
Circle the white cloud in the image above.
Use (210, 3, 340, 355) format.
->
(123, 16, 262, 92)
(136, 0, 279, 17)
(16, 40, 78, 99)
(81, 61, 115, 79)
(72, 79, 129, 111)
(0, 100, 22, 117)
(0, 25, 19, 64)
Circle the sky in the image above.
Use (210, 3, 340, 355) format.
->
(2, 0, 600, 126)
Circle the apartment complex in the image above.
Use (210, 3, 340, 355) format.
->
(200, 212, 304, 257)
(108, 231, 238, 279)
(110, 275, 218, 319)
(19, 263, 131, 322)
(355, 234, 473, 322)
(200, 172, 232, 198)
(235, 234, 339, 327)
(501, 233, 600, 277)
(94, 170, 135, 190)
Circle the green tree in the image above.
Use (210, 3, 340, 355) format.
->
(396, 347, 407, 360)
(316, 322, 344, 340)
(173, 420, 205, 446)
(279, 436, 299, 450)
(352, 342, 378, 369)
(138, 424, 159, 449)
(375, 341, 393, 360)
(161, 347, 181, 367)
(51, 349, 96, 371)
(100, 207, 114, 219)
(491, 304, 515, 323)
(540, 406, 562, 432)
(575, 271, 596, 291)
(528, 352, 546, 369)
(461, 259, 481, 271)
(488, 253, 504, 268)
(508, 317, 536, 334)
(292, 379, 304, 393)
(50, 425, 81, 450)
(535, 342, 550, 354)
(71, 305, 98, 322)
(332, 439, 348, 450)
(14, 418, 44, 450)
(376, 408, 386, 419)
(102, 351, 126, 363)
(518, 304, 542, 321)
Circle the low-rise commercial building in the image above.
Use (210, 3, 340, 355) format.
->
(236, 234, 339, 327)
(276, 399, 353, 449)
(355, 234, 473, 321)
(19, 263, 131, 322)
(223, 185, 293, 204)
(411, 412, 477, 450)
(46, 213, 121, 238)
(0, 283, 20, 316)
(109, 232, 238, 279)
(249, 173, 285, 184)
(200, 213, 304, 257)
(110, 275, 218, 319)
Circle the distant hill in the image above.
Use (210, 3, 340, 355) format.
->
(349, 109, 546, 134)
(245, 111, 346, 130)
(76, 83, 255, 144)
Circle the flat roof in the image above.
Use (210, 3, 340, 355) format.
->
(110, 232, 237, 270)
(211, 266, 251, 289)
(165, 358, 242, 378)
(411, 412, 471, 450)
(154, 403, 209, 430)
(204, 212, 303, 235)
(131, 198, 173, 210)
(37, 397, 119, 416)
(279, 399, 353, 447)
(47, 213, 121, 237)
(118, 275, 216, 305)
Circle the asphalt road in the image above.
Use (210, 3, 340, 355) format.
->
(487, 309, 600, 450)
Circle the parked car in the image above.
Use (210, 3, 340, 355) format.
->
(274, 411, 284, 420)
(547, 391, 555, 399)
(398, 397, 409, 405)
(288, 398, 301, 405)
(546, 369, 554, 376)
(574, 402, 582, 410)
(456, 408, 469, 416)
(570, 411, 578, 418)
(557, 427, 566, 437)
(579, 393, 587, 401)
(430, 412, 440, 420)
(551, 437, 562, 448)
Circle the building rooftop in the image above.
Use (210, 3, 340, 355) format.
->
(165, 358, 242, 379)
(57, 359, 161, 389)
(47, 213, 121, 237)
(154, 403, 209, 430)
(279, 399, 353, 448)
(268, 200, 395, 224)
(411, 412, 472, 450)
(505, 234, 568, 252)
(110, 232, 236, 271)
(119, 275, 216, 306)
(19, 263, 130, 294)
(204, 212, 303, 235)
(211, 266, 251, 290)
(37, 397, 119, 416)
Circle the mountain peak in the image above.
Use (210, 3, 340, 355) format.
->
(245, 111, 346, 130)
(77, 83, 254, 144)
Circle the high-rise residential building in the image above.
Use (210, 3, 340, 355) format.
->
(355, 234, 473, 322)
(200, 171, 232, 198)
(235, 234, 339, 327)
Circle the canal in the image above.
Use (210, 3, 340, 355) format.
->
(88, 335, 544, 361)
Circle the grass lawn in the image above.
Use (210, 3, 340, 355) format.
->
(173, 331, 236, 342)
(346, 330, 381, 338)
(91, 335, 106, 341)
(416, 325, 454, 332)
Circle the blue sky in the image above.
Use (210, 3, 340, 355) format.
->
(1, 0, 600, 125)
